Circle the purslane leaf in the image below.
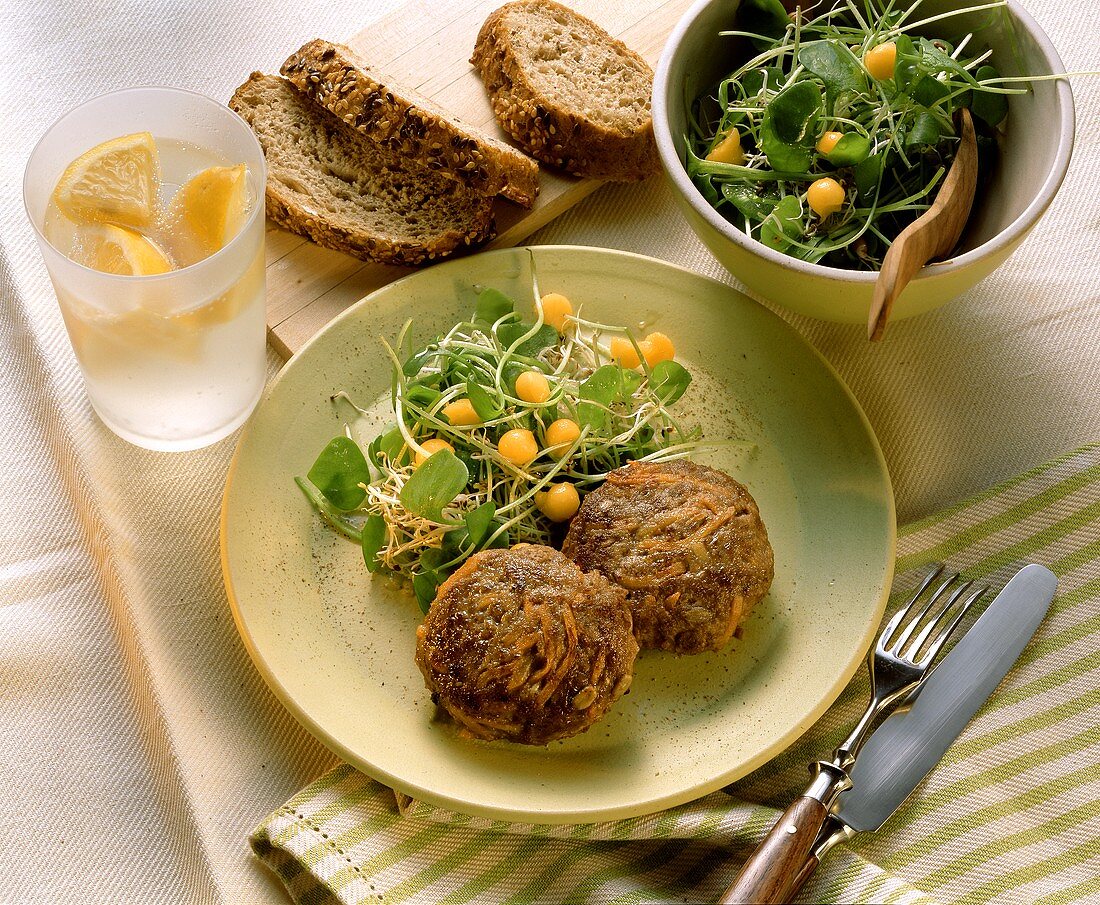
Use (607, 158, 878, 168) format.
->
(761, 81, 822, 172)
(799, 41, 867, 99)
(578, 364, 623, 428)
(970, 66, 1008, 126)
(905, 110, 942, 148)
(854, 153, 885, 202)
(295, 476, 363, 543)
(912, 74, 951, 109)
(737, 0, 790, 51)
(399, 449, 468, 521)
(760, 195, 803, 253)
(464, 501, 497, 548)
(307, 436, 371, 510)
(466, 378, 502, 420)
(722, 182, 780, 221)
(496, 322, 558, 357)
(412, 570, 438, 613)
(650, 361, 692, 405)
(475, 287, 515, 323)
(825, 133, 872, 166)
(361, 514, 386, 572)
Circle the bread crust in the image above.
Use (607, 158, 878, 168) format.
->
(260, 180, 494, 268)
(471, 0, 660, 181)
(229, 73, 495, 267)
(282, 40, 539, 207)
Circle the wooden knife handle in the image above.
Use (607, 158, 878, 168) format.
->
(719, 797, 828, 904)
(785, 851, 821, 902)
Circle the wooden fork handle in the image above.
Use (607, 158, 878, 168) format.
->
(719, 797, 829, 904)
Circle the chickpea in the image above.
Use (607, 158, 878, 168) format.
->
(807, 177, 846, 218)
(609, 336, 641, 369)
(442, 398, 481, 426)
(497, 428, 538, 466)
(544, 418, 581, 458)
(864, 42, 897, 81)
(816, 130, 844, 155)
(415, 437, 454, 466)
(535, 482, 581, 522)
(539, 292, 573, 332)
(515, 370, 551, 404)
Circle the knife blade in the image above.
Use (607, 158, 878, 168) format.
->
(787, 563, 1056, 898)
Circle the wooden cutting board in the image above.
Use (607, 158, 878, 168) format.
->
(263, 0, 693, 358)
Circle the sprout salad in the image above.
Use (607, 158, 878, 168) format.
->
(687, 0, 1029, 269)
(296, 269, 705, 611)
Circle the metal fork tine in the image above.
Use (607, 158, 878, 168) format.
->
(918, 584, 991, 667)
(878, 564, 944, 652)
(902, 579, 972, 661)
(889, 571, 959, 656)
(785, 562, 998, 854)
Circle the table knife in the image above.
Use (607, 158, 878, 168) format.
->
(784, 563, 1057, 901)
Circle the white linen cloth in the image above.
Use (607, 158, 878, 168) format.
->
(0, 1, 1096, 902)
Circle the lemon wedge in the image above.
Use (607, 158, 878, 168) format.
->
(76, 223, 173, 276)
(52, 132, 160, 229)
(168, 164, 249, 260)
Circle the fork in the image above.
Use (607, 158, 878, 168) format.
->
(720, 565, 989, 905)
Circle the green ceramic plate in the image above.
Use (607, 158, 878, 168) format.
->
(221, 246, 895, 824)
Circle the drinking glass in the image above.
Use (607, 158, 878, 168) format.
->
(23, 87, 267, 451)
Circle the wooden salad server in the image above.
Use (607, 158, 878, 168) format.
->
(867, 108, 978, 342)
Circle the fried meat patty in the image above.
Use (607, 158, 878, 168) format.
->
(562, 460, 774, 654)
(415, 544, 638, 744)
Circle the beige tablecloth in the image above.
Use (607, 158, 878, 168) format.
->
(0, 1, 1097, 902)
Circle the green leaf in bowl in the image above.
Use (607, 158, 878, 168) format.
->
(577, 364, 623, 428)
(721, 182, 780, 221)
(825, 133, 872, 166)
(737, 0, 790, 51)
(905, 110, 942, 149)
(971, 66, 1009, 126)
(650, 361, 692, 405)
(466, 378, 502, 421)
(799, 40, 867, 100)
(464, 500, 497, 548)
(761, 81, 822, 172)
(760, 195, 804, 253)
(361, 514, 386, 573)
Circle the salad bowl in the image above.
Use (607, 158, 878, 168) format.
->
(652, 0, 1075, 324)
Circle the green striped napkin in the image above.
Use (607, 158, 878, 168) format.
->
(252, 445, 1100, 905)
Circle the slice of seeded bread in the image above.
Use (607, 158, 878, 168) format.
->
(471, 0, 659, 181)
(229, 73, 495, 266)
(282, 40, 539, 208)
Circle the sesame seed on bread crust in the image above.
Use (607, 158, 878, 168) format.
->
(228, 73, 495, 267)
(282, 39, 539, 208)
(471, 0, 660, 182)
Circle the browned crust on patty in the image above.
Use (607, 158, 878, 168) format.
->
(415, 543, 638, 744)
(562, 460, 774, 654)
